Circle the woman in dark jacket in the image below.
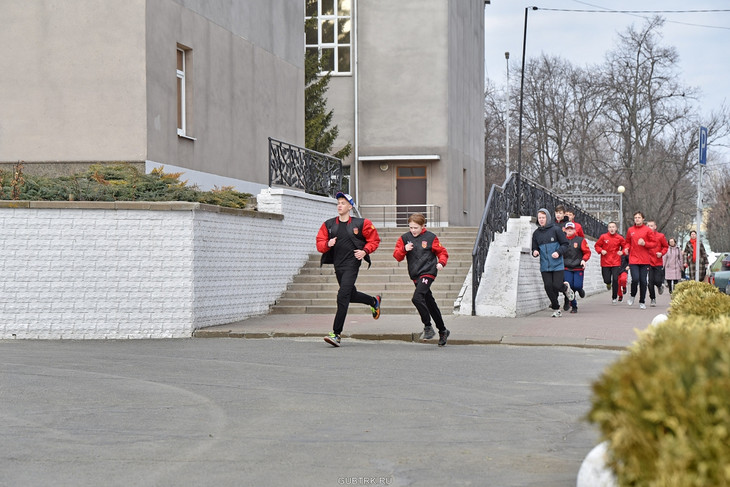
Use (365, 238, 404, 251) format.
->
(531, 208, 573, 317)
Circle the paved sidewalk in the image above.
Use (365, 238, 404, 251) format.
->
(196, 289, 672, 349)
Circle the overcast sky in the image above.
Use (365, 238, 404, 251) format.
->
(484, 0, 730, 159)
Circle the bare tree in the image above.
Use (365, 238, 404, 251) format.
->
(705, 166, 730, 251)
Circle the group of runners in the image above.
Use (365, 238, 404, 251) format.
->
(531, 205, 702, 317)
(316, 192, 450, 347)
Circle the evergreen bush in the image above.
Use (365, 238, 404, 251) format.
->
(0, 164, 251, 209)
(588, 284, 730, 486)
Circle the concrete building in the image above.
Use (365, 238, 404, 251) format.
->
(306, 0, 486, 226)
(0, 0, 304, 194)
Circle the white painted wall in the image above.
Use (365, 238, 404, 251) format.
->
(0, 189, 335, 339)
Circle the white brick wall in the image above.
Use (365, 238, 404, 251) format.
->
(0, 189, 336, 339)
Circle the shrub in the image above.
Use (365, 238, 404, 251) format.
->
(588, 286, 730, 487)
(0, 163, 252, 209)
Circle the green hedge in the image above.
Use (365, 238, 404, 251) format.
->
(0, 163, 252, 209)
(588, 282, 730, 486)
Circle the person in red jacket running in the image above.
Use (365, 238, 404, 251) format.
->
(623, 211, 656, 309)
(646, 220, 668, 307)
(316, 192, 381, 347)
(393, 213, 450, 346)
(562, 222, 591, 313)
(594, 221, 626, 304)
(565, 208, 585, 238)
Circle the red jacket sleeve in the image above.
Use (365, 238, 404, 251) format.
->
(594, 234, 606, 254)
(393, 236, 407, 262)
(361, 218, 380, 254)
(581, 239, 591, 262)
(432, 235, 449, 266)
(316, 222, 331, 254)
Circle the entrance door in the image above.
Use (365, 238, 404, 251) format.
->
(396, 166, 427, 226)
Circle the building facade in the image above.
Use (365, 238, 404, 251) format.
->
(306, 0, 486, 226)
(0, 0, 304, 194)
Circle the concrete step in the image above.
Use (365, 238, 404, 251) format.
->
(284, 281, 465, 292)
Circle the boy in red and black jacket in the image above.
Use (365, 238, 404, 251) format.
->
(562, 222, 591, 313)
(623, 211, 656, 309)
(316, 192, 381, 347)
(393, 213, 450, 346)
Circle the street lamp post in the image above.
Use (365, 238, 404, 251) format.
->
(515, 6, 537, 215)
(617, 185, 625, 234)
(505, 51, 510, 180)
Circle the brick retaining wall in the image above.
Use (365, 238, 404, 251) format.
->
(0, 188, 333, 338)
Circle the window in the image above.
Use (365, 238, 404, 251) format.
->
(305, 0, 352, 74)
(176, 46, 192, 137)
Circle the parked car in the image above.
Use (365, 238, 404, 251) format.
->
(708, 252, 730, 286)
(712, 270, 730, 295)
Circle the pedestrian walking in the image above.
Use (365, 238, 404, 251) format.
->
(663, 238, 683, 293)
(646, 220, 668, 307)
(316, 192, 382, 347)
(594, 221, 626, 303)
(564, 208, 585, 238)
(562, 222, 591, 313)
(532, 208, 573, 317)
(393, 213, 450, 346)
(623, 211, 656, 309)
(683, 230, 709, 282)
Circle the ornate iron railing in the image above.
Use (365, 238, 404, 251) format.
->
(268, 137, 343, 197)
(471, 173, 608, 315)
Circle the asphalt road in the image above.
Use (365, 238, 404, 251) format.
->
(1, 338, 621, 487)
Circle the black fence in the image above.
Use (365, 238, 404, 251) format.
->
(471, 173, 608, 315)
(268, 137, 343, 198)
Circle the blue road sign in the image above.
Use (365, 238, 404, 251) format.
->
(699, 126, 708, 165)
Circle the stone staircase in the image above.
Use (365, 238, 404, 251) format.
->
(269, 227, 478, 315)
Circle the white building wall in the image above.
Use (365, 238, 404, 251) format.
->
(0, 189, 335, 339)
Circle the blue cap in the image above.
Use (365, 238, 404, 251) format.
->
(335, 192, 354, 205)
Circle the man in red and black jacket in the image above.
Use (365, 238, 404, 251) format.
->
(646, 220, 668, 306)
(562, 222, 591, 313)
(594, 221, 626, 303)
(316, 192, 381, 347)
(623, 211, 656, 309)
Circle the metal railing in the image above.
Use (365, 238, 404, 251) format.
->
(471, 173, 608, 315)
(358, 204, 442, 228)
(268, 137, 343, 198)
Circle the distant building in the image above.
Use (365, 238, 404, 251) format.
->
(306, 0, 486, 226)
(0, 0, 304, 194)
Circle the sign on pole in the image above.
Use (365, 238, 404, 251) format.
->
(699, 126, 708, 165)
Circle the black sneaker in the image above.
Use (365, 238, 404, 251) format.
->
(563, 297, 570, 311)
(324, 333, 341, 347)
(578, 288, 585, 299)
(438, 329, 450, 347)
(658, 285, 664, 295)
(420, 325, 436, 340)
(371, 295, 381, 320)
(570, 307, 578, 313)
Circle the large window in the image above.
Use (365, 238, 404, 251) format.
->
(305, 0, 352, 74)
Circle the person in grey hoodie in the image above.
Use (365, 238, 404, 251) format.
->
(531, 208, 573, 317)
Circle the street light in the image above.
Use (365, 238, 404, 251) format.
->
(515, 6, 538, 215)
(617, 185, 625, 234)
(505, 51, 510, 180)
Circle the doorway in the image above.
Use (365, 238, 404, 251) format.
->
(396, 166, 427, 226)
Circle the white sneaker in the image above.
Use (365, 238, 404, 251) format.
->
(563, 282, 575, 301)
(639, 303, 647, 309)
(551, 310, 562, 318)
(627, 296, 635, 306)
(650, 299, 656, 307)
(612, 298, 618, 304)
